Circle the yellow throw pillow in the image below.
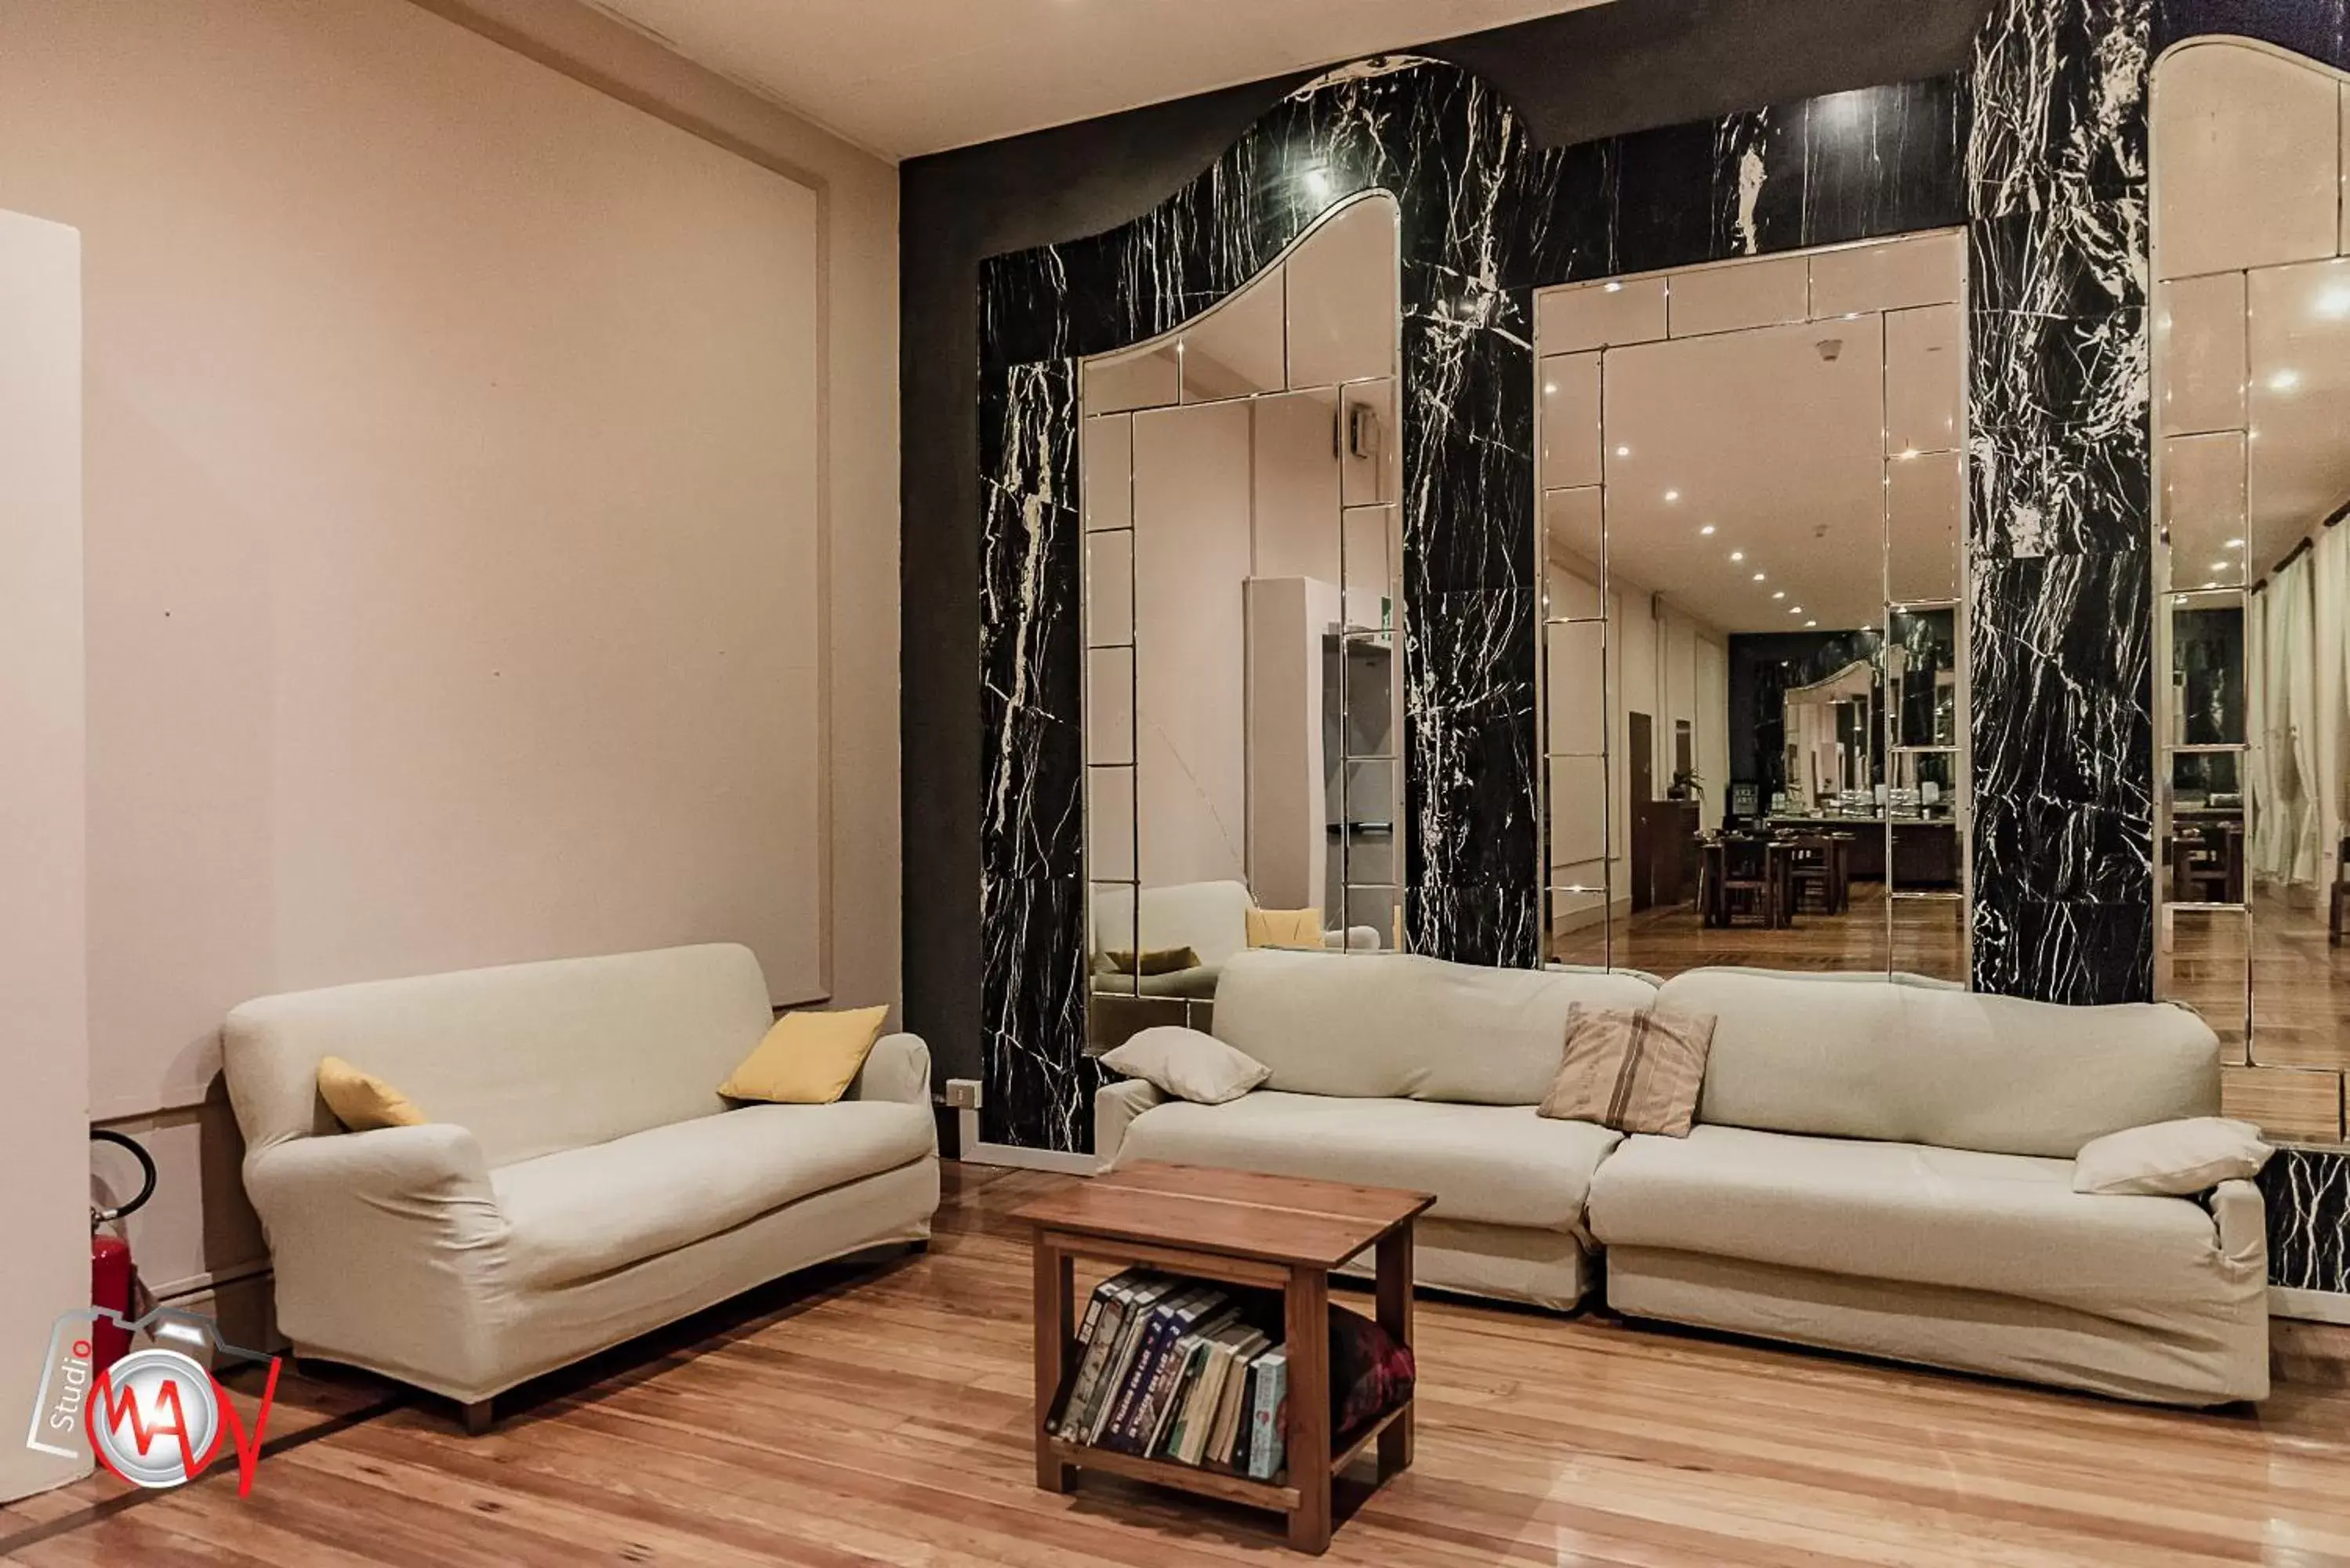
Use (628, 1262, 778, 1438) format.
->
(316, 1056, 428, 1132)
(1245, 906, 1325, 951)
(719, 1005, 890, 1105)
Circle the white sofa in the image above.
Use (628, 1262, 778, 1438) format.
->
(1095, 951, 2269, 1406)
(1091, 880, 1375, 999)
(1097, 947, 1659, 1309)
(1588, 967, 2267, 1405)
(223, 944, 938, 1425)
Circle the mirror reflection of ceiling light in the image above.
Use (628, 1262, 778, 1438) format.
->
(1788, 607, 1802, 616)
(2210, 560, 2230, 571)
(1616, 445, 1631, 458)
(1897, 447, 1920, 460)
(1772, 590, 1786, 599)
(1805, 620, 1818, 628)
(1603, 281, 1623, 293)
(1303, 165, 1332, 201)
(2318, 288, 2350, 319)
(1543, 382, 1558, 395)
(1752, 572, 1766, 581)
(1729, 550, 1745, 562)
(2269, 369, 2301, 392)
(2226, 538, 2245, 548)
(1663, 490, 1680, 502)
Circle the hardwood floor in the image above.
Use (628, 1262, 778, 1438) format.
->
(1548, 882, 1968, 983)
(8, 1161, 2350, 1567)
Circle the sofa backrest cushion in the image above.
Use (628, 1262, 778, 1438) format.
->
(1212, 949, 1660, 1104)
(1093, 881, 1255, 968)
(1657, 968, 2221, 1157)
(224, 943, 774, 1168)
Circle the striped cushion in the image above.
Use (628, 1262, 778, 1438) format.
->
(1538, 1005, 1715, 1137)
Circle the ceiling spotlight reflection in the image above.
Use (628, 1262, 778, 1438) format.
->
(1897, 447, 1920, 460)
(1603, 281, 1623, 293)
(1772, 591, 1786, 600)
(1729, 550, 1745, 562)
(2270, 369, 2302, 393)
(1616, 445, 1632, 458)
(2226, 538, 2246, 548)
(2319, 288, 2350, 319)
(1752, 572, 1766, 581)
(1699, 524, 1717, 536)
(1805, 620, 1818, 628)
(1543, 382, 1558, 396)
(1664, 490, 1680, 502)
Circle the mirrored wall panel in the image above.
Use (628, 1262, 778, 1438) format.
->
(2152, 38, 2350, 1143)
(1534, 231, 1970, 983)
(1082, 194, 1403, 1048)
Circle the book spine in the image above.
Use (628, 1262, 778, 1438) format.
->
(1143, 1338, 1200, 1458)
(1230, 1360, 1261, 1471)
(1103, 1312, 1175, 1452)
(1082, 1302, 1154, 1445)
(1057, 1297, 1126, 1436)
(1246, 1353, 1288, 1481)
(1050, 1285, 1116, 1432)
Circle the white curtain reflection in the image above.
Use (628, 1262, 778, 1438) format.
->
(2248, 527, 2347, 890)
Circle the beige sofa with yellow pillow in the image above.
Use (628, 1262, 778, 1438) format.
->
(223, 944, 937, 1425)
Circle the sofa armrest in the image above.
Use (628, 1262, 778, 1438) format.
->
(850, 1032, 931, 1106)
(241, 1124, 508, 1394)
(1093, 1077, 1166, 1172)
(2208, 1177, 2267, 1275)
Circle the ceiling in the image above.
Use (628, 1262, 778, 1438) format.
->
(585, 0, 1611, 161)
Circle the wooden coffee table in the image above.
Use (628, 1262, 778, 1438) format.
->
(1013, 1161, 1434, 1555)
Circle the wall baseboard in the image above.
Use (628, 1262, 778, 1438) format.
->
(2272, 1286, 2350, 1326)
(953, 1109, 1099, 1175)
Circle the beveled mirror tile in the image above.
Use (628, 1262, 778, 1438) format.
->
(1086, 767, 1136, 882)
(1088, 880, 1142, 997)
(1542, 487, 1604, 601)
(1889, 893, 1967, 985)
(2247, 257, 2350, 578)
(1340, 378, 1397, 506)
(1286, 195, 1399, 389)
(1082, 415, 1133, 531)
(1884, 302, 1964, 457)
(1342, 884, 1403, 953)
(2168, 591, 2246, 746)
(2160, 904, 2251, 1058)
(1249, 388, 1342, 582)
(1546, 752, 1609, 898)
(1887, 447, 1964, 605)
(1536, 277, 1667, 353)
(1807, 230, 1964, 317)
(2152, 42, 2341, 281)
(1539, 353, 1602, 489)
(1179, 263, 1286, 402)
(1544, 620, 1606, 756)
(1341, 504, 1398, 633)
(1085, 646, 1133, 765)
(1083, 344, 1179, 416)
(2160, 432, 2247, 591)
(1667, 254, 1809, 338)
(1085, 528, 1133, 647)
(2155, 272, 2248, 437)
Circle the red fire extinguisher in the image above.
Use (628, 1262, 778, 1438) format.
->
(90, 1129, 158, 1375)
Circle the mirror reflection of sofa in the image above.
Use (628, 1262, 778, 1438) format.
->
(1097, 949, 2267, 1407)
(1090, 878, 1375, 998)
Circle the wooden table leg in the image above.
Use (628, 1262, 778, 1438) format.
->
(1374, 1225, 1413, 1479)
(1034, 1233, 1074, 1494)
(1286, 1263, 1332, 1554)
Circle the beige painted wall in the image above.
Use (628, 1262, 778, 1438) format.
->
(0, 209, 94, 1501)
(0, 0, 901, 1324)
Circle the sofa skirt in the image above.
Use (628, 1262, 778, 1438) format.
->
(1333, 1217, 1594, 1313)
(1604, 1244, 2268, 1407)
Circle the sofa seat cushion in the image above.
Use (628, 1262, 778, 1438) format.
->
(1587, 1125, 2233, 1311)
(493, 1100, 934, 1288)
(1117, 1091, 1622, 1232)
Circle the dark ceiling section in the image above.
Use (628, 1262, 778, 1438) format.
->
(898, 0, 1996, 1085)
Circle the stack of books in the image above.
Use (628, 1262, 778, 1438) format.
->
(1046, 1269, 1289, 1483)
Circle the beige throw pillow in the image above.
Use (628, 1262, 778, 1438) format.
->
(1101, 945, 1201, 976)
(2073, 1117, 2272, 1195)
(1244, 907, 1325, 950)
(1537, 1004, 1715, 1137)
(1101, 1027, 1270, 1105)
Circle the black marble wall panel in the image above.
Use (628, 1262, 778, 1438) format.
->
(976, 60, 1966, 1150)
(1964, 0, 2158, 1005)
(2265, 1148, 2350, 1295)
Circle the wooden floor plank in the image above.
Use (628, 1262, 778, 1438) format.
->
(10, 1161, 2350, 1568)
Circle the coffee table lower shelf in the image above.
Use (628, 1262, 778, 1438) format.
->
(1042, 1400, 1410, 1518)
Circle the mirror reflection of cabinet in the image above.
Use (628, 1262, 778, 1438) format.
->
(2151, 38, 2350, 1143)
(1080, 194, 1404, 1050)
(1534, 230, 1971, 983)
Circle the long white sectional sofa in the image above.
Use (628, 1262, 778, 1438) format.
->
(1094, 949, 2269, 1406)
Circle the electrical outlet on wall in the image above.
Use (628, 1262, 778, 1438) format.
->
(943, 1078, 982, 1110)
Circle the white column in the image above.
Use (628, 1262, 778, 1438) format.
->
(0, 208, 90, 1500)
